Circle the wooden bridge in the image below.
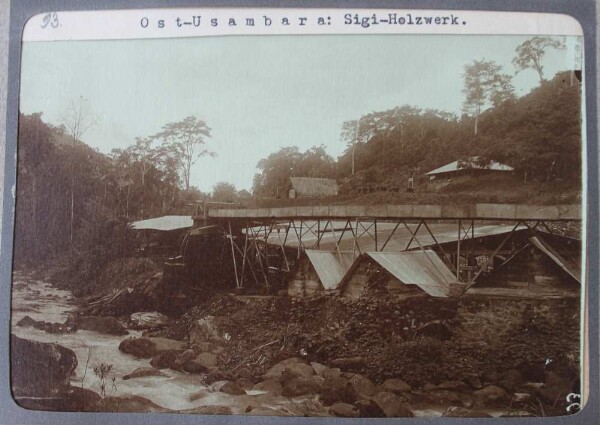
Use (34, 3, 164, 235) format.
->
(188, 203, 582, 296)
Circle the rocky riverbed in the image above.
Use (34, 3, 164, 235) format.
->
(11, 271, 580, 417)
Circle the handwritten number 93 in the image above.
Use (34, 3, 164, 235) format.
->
(41, 13, 59, 29)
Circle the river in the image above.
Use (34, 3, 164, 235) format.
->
(10, 271, 304, 414)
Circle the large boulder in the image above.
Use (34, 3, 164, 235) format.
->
(354, 399, 386, 417)
(263, 357, 314, 381)
(281, 375, 324, 397)
(253, 379, 283, 395)
(372, 391, 413, 417)
(76, 316, 128, 336)
(150, 350, 182, 369)
(329, 403, 360, 417)
(15, 315, 39, 328)
(172, 349, 196, 369)
(95, 395, 171, 413)
(382, 378, 411, 394)
(118, 337, 186, 358)
(348, 374, 376, 397)
(209, 380, 246, 395)
(123, 367, 167, 380)
(472, 385, 508, 408)
(320, 374, 351, 405)
(181, 360, 207, 374)
(129, 311, 170, 330)
(11, 335, 78, 397)
(193, 352, 218, 369)
(14, 386, 101, 412)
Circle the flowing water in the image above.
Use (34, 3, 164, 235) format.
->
(10, 272, 304, 413)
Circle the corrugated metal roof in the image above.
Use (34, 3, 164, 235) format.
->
(426, 158, 513, 175)
(290, 177, 338, 196)
(305, 250, 355, 290)
(132, 215, 193, 231)
(367, 250, 456, 297)
(529, 236, 581, 283)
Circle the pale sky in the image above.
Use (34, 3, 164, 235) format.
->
(20, 34, 581, 192)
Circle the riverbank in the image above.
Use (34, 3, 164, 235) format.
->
(11, 270, 580, 417)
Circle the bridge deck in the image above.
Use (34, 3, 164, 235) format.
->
(203, 204, 581, 221)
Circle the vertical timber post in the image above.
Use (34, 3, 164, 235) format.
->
(456, 219, 461, 281)
(228, 220, 240, 288)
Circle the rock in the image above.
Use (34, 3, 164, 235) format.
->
(415, 389, 472, 408)
(348, 373, 376, 397)
(76, 316, 128, 335)
(310, 362, 330, 377)
(181, 360, 207, 374)
(320, 374, 351, 405)
(263, 357, 314, 381)
(188, 390, 209, 401)
(499, 369, 524, 391)
(194, 341, 216, 352)
(253, 379, 283, 395)
(473, 385, 508, 407)
(210, 380, 246, 395)
(118, 337, 185, 358)
(150, 350, 182, 369)
(281, 375, 324, 397)
(331, 356, 365, 371)
(15, 315, 39, 328)
(382, 378, 411, 394)
(194, 352, 218, 369)
(173, 349, 196, 368)
(129, 311, 170, 330)
(236, 367, 254, 381)
(123, 367, 167, 380)
(15, 386, 101, 412)
(329, 402, 360, 417)
(373, 391, 413, 417)
(466, 375, 483, 389)
(95, 395, 171, 413)
(11, 335, 78, 397)
(119, 337, 156, 358)
(413, 320, 452, 340)
(483, 370, 500, 383)
(150, 337, 187, 352)
(422, 383, 437, 391)
(437, 380, 468, 390)
(537, 371, 572, 403)
(190, 315, 222, 344)
(442, 406, 493, 417)
(178, 405, 233, 415)
(354, 399, 386, 417)
(236, 378, 255, 391)
(245, 407, 292, 416)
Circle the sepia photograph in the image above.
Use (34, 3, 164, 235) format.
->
(9, 8, 586, 418)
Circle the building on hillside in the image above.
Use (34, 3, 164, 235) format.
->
(288, 177, 338, 198)
(426, 157, 513, 181)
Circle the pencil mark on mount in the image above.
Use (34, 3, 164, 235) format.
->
(41, 13, 59, 29)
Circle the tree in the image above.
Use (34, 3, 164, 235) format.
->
(212, 182, 238, 203)
(61, 96, 96, 246)
(462, 60, 515, 135)
(129, 137, 159, 187)
(340, 120, 360, 175)
(154, 116, 214, 191)
(513, 36, 565, 83)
